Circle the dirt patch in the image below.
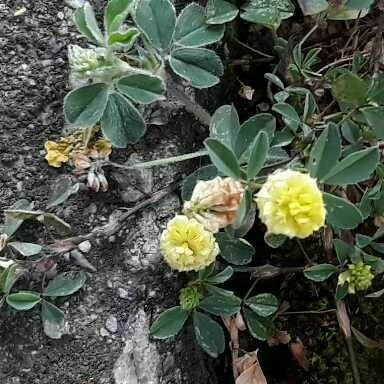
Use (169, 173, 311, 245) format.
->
(0, 1, 222, 383)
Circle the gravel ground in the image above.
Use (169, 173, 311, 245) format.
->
(0, 1, 221, 383)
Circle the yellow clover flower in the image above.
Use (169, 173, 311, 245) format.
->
(160, 215, 219, 272)
(255, 169, 326, 239)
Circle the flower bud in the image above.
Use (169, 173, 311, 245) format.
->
(338, 261, 374, 294)
(179, 286, 202, 310)
(183, 177, 244, 233)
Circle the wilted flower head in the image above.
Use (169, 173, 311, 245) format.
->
(255, 169, 326, 239)
(45, 132, 112, 169)
(179, 286, 202, 310)
(160, 215, 219, 272)
(183, 177, 244, 233)
(338, 262, 374, 294)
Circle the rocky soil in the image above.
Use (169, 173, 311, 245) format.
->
(0, 1, 221, 383)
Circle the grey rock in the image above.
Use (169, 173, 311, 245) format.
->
(105, 315, 118, 334)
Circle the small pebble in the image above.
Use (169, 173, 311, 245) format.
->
(105, 315, 118, 333)
(78, 240, 91, 253)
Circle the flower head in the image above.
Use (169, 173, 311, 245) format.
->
(179, 286, 202, 310)
(338, 262, 374, 294)
(160, 215, 219, 271)
(255, 169, 326, 239)
(44, 138, 77, 168)
(183, 177, 244, 233)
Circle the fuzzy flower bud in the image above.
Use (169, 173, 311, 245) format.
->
(183, 177, 244, 233)
(179, 286, 202, 310)
(255, 169, 326, 239)
(338, 262, 374, 294)
(68, 45, 102, 75)
(160, 215, 219, 272)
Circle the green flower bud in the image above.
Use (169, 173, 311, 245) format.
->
(179, 286, 202, 310)
(338, 262, 374, 294)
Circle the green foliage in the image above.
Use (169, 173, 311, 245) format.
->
(66, 0, 226, 148)
(206, 0, 239, 24)
(245, 293, 279, 317)
(240, 0, 295, 30)
(243, 307, 274, 340)
(193, 311, 225, 357)
(150, 306, 190, 339)
(216, 232, 255, 265)
(304, 264, 338, 282)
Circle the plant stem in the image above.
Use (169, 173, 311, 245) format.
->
(346, 336, 361, 384)
(280, 308, 336, 316)
(106, 150, 208, 170)
(296, 239, 313, 264)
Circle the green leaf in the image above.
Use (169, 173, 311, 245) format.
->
(135, 0, 176, 51)
(232, 191, 256, 237)
(241, 7, 281, 30)
(334, 239, 352, 265)
(356, 234, 372, 249)
(297, 0, 328, 15)
(322, 147, 379, 185)
(193, 311, 225, 357)
(265, 73, 285, 89)
(243, 307, 274, 341)
(332, 71, 368, 106)
(272, 102, 300, 132)
(47, 176, 80, 208)
(117, 73, 165, 104)
(216, 232, 255, 265)
(324, 193, 363, 230)
(64, 83, 109, 128)
(107, 28, 140, 49)
(169, 47, 223, 89)
(42, 300, 65, 325)
(303, 264, 337, 282)
(74, 3, 104, 45)
(104, 0, 133, 34)
(362, 107, 384, 139)
(247, 131, 269, 180)
(3, 199, 34, 237)
(101, 92, 146, 147)
(346, 0, 374, 10)
(6, 291, 41, 311)
(308, 123, 341, 180)
(235, 113, 276, 158)
(246, 293, 279, 317)
(174, 4, 224, 47)
(150, 306, 189, 339)
(40, 213, 71, 234)
(335, 284, 349, 300)
(181, 165, 218, 201)
(8, 242, 42, 257)
(43, 272, 87, 297)
(209, 105, 240, 149)
(41, 300, 65, 339)
(264, 233, 287, 248)
(206, 0, 239, 24)
(199, 293, 241, 316)
(205, 266, 234, 284)
(0, 264, 21, 295)
(204, 138, 242, 179)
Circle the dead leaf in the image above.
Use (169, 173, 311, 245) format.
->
(290, 337, 309, 371)
(336, 300, 351, 337)
(235, 312, 246, 331)
(268, 330, 291, 346)
(374, 216, 384, 227)
(351, 326, 384, 350)
(235, 351, 267, 384)
(239, 85, 255, 101)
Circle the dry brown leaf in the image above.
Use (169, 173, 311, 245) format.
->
(290, 337, 309, 371)
(268, 330, 292, 346)
(235, 351, 267, 384)
(374, 216, 384, 227)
